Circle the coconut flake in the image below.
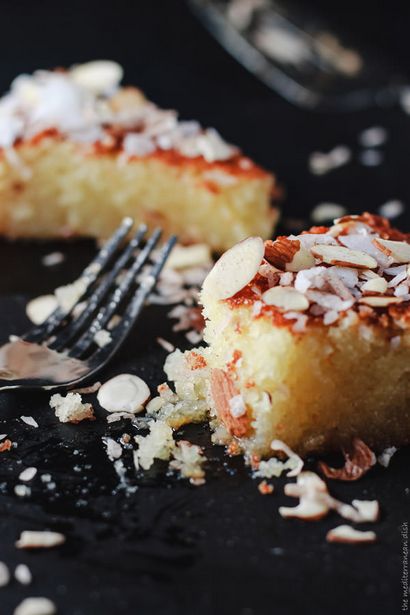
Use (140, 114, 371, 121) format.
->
(102, 437, 122, 461)
(16, 530, 66, 549)
(271, 439, 304, 477)
(0, 561, 10, 587)
(20, 416, 39, 428)
(14, 564, 32, 585)
(14, 597, 57, 615)
(378, 446, 397, 467)
(26, 295, 57, 325)
(19, 467, 37, 482)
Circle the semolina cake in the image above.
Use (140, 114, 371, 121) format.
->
(198, 212, 410, 457)
(0, 61, 276, 251)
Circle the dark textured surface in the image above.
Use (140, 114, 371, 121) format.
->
(0, 1, 410, 614)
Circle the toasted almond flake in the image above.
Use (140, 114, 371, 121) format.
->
(271, 439, 304, 477)
(318, 438, 376, 481)
(16, 530, 66, 549)
(361, 276, 388, 294)
(0, 439, 12, 452)
(202, 237, 264, 300)
(20, 416, 39, 428)
(25, 294, 57, 325)
(14, 597, 57, 615)
(265, 237, 314, 272)
(14, 564, 32, 585)
(0, 561, 10, 587)
(359, 296, 403, 307)
(97, 374, 150, 413)
(262, 286, 309, 311)
(19, 467, 37, 482)
(326, 525, 377, 544)
(280, 472, 329, 520)
(210, 369, 251, 438)
(373, 238, 410, 263)
(311, 244, 377, 269)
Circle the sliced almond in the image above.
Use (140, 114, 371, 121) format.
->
(262, 286, 309, 312)
(210, 369, 251, 438)
(97, 374, 150, 413)
(361, 276, 388, 294)
(326, 525, 377, 544)
(359, 296, 403, 307)
(286, 245, 315, 272)
(265, 237, 315, 272)
(202, 237, 264, 300)
(373, 238, 410, 263)
(311, 244, 377, 269)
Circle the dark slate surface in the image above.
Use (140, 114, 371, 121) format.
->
(0, 1, 409, 613)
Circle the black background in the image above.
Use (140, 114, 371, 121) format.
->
(0, 1, 409, 614)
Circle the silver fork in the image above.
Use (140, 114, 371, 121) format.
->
(0, 218, 176, 391)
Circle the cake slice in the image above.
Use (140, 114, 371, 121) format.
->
(199, 212, 410, 457)
(0, 61, 276, 251)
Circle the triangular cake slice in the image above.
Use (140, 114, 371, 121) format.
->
(0, 61, 276, 251)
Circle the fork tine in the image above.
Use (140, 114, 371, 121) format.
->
(49, 223, 148, 351)
(67, 228, 166, 359)
(85, 235, 177, 365)
(23, 217, 134, 344)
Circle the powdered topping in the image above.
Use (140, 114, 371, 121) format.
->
(318, 438, 376, 481)
(224, 213, 410, 330)
(0, 61, 238, 163)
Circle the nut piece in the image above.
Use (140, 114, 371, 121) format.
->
(359, 296, 403, 307)
(262, 286, 309, 311)
(210, 369, 251, 438)
(265, 237, 314, 272)
(311, 244, 378, 269)
(97, 374, 150, 413)
(318, 438, 376, 481)
(70, 60, 123, 94)
(202, 236, 264, 300)
(373, 238, 410, 263)
(361, 276, 388, 294)
(326, 525, 377, 544)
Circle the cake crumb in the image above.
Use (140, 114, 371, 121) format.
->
(49, 392, 95, 424)
(258, 480, 274, 495)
